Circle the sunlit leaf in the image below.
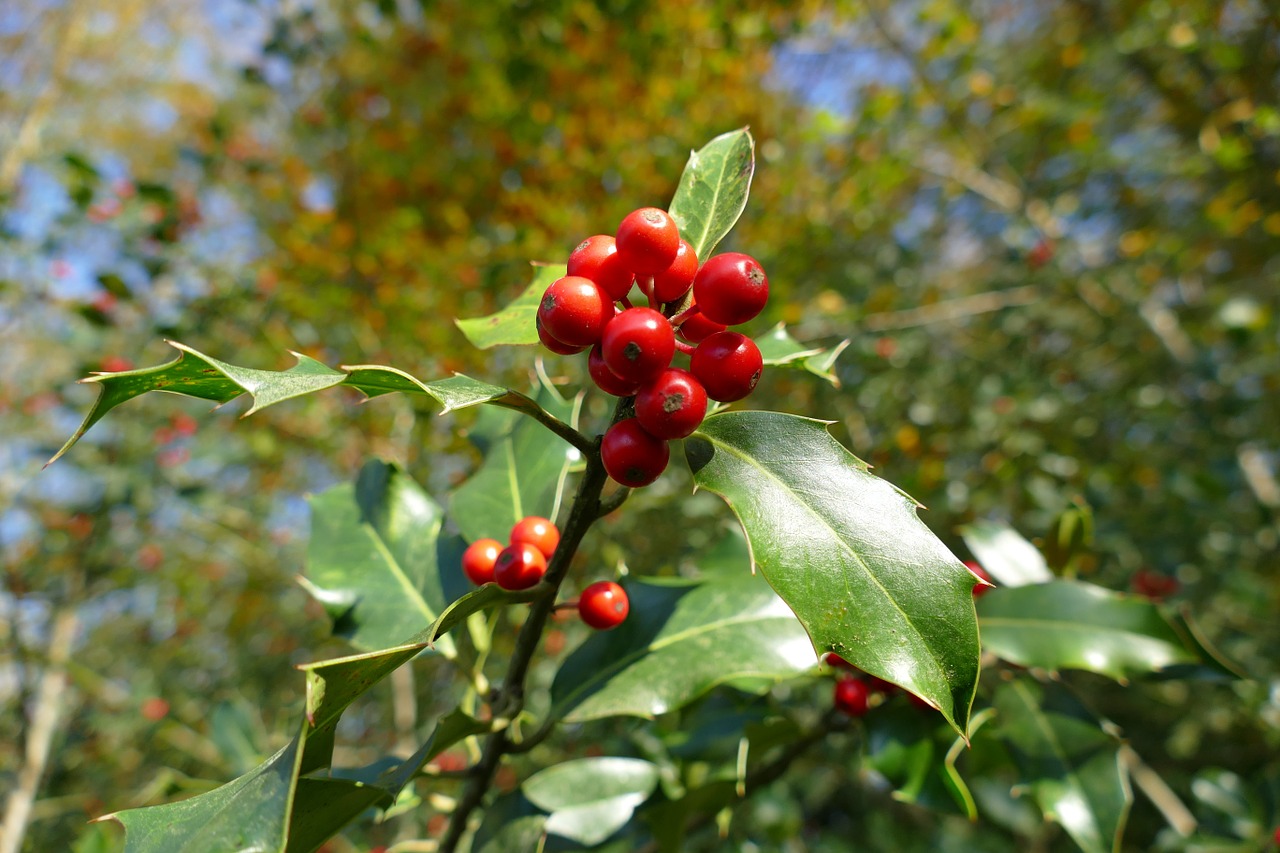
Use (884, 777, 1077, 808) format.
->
(455, 264, 563, 349)
(668, 128, 755, 261)
(685, 411, 981, 736)
(960, 520, 1053, 587)
(523, 757, 660, 846)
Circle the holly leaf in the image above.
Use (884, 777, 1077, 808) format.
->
(550, 575, 817, 723)
(300, 460, 457, 656)
(49, 341, 527, 465)
(668, 128, 755, 261)
(977, 580, 1210, 682)
(97, 642, 437, 853)
(754, 324, 848, 387)
(960, 520, 1053, 587)
(523, 758, 660, 846)
(685, 411, 981, 737)
(455, 264, 563, 349)
(993, 678, 1131, 853)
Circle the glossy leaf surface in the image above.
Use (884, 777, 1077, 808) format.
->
(685, 411, 981, 736)
(977, 580, 1205, 682)
(754, 323, 848, 386)
(523, 757, 660, 846)
(455, 264, 563, 349)
(993, 678, 1131, 853)
(960, 520, 1053, 587)
(667, 128, 755, 261)
(550, 575, 817, 723)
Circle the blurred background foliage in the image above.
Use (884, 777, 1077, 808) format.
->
(2, 0, 1277, 850)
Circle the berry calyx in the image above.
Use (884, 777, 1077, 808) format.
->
(601, 418, 669, 487)
(652, 239, 698, 304)
(461, 538, 503, 586)
(577, 581, 630, 630)
(690, 331, 763, 402)
(567, 235, 634, 300)
(493, 542, 547, 590)
(692, 252, 769, 326)
(833, 676, 870, 717)
(511, 516, 560, 560)
(635, 368, 708, 439)
(615, 207, 680, 275)
(589, 343, 641, 397)
(601, 307, 676, 383)
(537, 315, 587, 355)
(965, 560, 994, 598)
(537, 275, 614, 347)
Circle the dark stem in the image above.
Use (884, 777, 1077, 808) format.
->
(494, 392, 594, 456)
(437, 426, 613, 852)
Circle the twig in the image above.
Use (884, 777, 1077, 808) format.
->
(1120, 746, 1197, 836)
(0, 610, 79, 853)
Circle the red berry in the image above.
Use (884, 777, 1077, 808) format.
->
(462, 538, 503, 586)
(833, 677, 869, 717)
(676, 298, 727, 344)
(615, 207, 680, 275)
(589, 343, 641, 397)
(568, 234, 634, 300)
(537, 314, 588, 355)
(601, 418, 669, 487)
(493, 542, 547, 590)
(578, 581, 630, 630)
(652, 239, 698, 304)
(510, 516, 560, 560)
(537, 276, 614, 347)
(825, 653, 856, 671)
(601, 307, 675, 383)
(635, 368, 708, 439)
(692, 252, 769, 326)
(690, 331, 763, 402)
(965, 560, 994, 598)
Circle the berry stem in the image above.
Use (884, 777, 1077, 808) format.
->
(674, 339, 696, 356)
(619, 295, 634, 310)
(670, 303, 701, 327)
(640, 276, 657, 310)
(437, 400, 626, 853)
(493, 390, 593, 455)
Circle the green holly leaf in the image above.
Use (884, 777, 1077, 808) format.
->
(754, 324, 848, 387)
(300, 460, 457, 656)
(455, 264, 563, 349)
(993, 678, 1132, 853)
(522, 757, 660, 846)
(421, 583, 539, 647)
(449, 378, 580, 545)
(977, 580, 1211, 682)
(98, 642, 436, 853)
(960, 520, 1053, 587)
(49, 341, 525, 465)
(668, 128, 755, 261)
(685, 411, 981, 738)
(550, 574, 817, 723)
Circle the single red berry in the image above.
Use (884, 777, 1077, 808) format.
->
(692, 252, 769, 326)
(635, 368, 708, 439)
(589, 343, 641, 397)
(676, 297, 727, 344)
(615, 207, 680, 275)
(690, 331, 763, 402)
(510, 516, 560, 560)
(601, 307, 675, 384)
(825, 653, 856, 671)
(652, 239, 699, 304)
(908, 692, 934, 711)
(1131, 568, 1179, 601)
(578, 580, 630, 630)
(537, 314, 587, 355)
(833, 676, 870, 717)
(601, 418, 669, 487)
(965, 560, 994, 598)
(537, 275, 614, 347)
(462, 538, 503, 586)
(493, 542, 547, 590)
(568, 234, 635, 300)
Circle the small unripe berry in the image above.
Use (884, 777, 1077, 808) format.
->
(635, 368, 708, 439)
(615, 207, 680, 275)
(692, 252, 769, 326)
(690, 331, 763, 402)
(493, 542, 547, 590)
(578, 581, 630, 630)
(601, 418, 669, 487)
(601, 307, 675, 384)
(461, 538, 503, 586)
(511, 516, 560, 560)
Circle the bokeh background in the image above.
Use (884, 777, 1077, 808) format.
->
(2, 1, 1277, 850)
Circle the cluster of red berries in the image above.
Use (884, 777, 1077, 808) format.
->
(536, 207, 769, 488)
(460, 516, 630, 630)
